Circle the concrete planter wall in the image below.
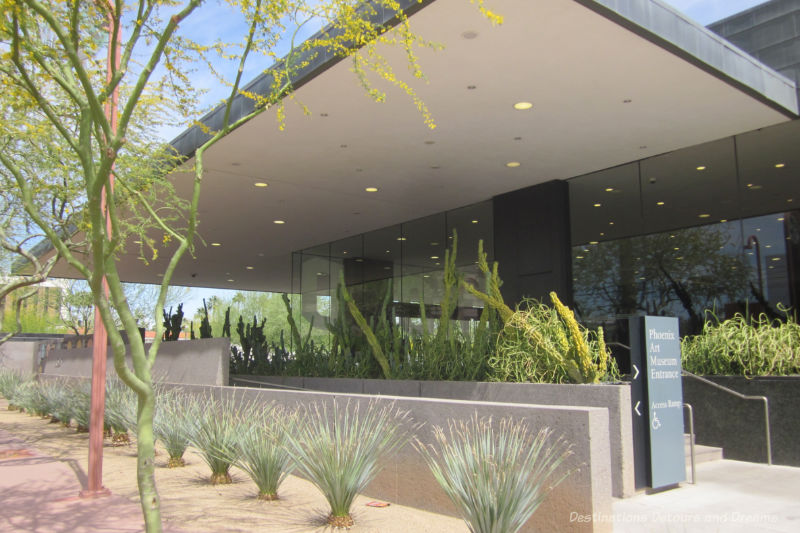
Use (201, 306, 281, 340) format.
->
(43, 338, 230, 386)
(231, 375, 634, 498)
(682, 375, 800, 466)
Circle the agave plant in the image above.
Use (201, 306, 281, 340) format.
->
(234, 403, 296, 500)
(416, 414, 573, 533)
(104, 379, 137, 444)
(190, 395, 243, 484)
(153, 389, 196, 468)
(285, 400, 414, 528)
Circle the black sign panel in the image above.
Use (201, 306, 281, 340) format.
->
(630, 316, 685, 489)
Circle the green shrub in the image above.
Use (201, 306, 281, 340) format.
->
(234, 403, 296, 500)
(105, 379, 137, 443)
(416, 414, 572, 533)
(64, 381, 91, 431)
(39, 379, 72, 425)
(490, 293, 618, 384)
(190, 395, 243, 484)
(682, 311, 800, 376)
(285, 400, 413, 527)
(0, 369, 26, 405)
(154, 389, 196, 468)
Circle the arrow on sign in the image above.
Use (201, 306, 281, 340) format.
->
(634, 401, 642, 416)
(632, 364, 640, 380)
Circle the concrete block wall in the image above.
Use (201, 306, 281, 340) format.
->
(0, 340, 40, 374)
(44, 338, 230, 386)
(231, 375, 634, 498)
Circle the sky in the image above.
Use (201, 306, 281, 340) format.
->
(166, 0, 774, 317)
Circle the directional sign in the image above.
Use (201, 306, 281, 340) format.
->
(629, 316, 686, 489)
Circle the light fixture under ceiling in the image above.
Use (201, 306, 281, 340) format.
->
(513, 102, 533, 110)
(254, 182, 268, 188)
(506, 161, 521, 168)
(211, 242, 222, 247)
(273, 220, 285, 224)
(365, 187, 378, 192)
(698, 213, 710, 218)
(696, 165, 707, 171)
(775, 163, 786, 168)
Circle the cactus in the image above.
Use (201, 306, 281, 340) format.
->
(162, 303, 184, 341)
(199, 299, 213, 338)
(222, 307, 231, 338)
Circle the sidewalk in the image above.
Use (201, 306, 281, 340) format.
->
(611, 460, 800, 532)
(0, 428, 158, 533)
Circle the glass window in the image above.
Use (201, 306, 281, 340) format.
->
(570, 162, 641, 245)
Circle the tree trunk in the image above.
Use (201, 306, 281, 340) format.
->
(135, 385, 161, 532)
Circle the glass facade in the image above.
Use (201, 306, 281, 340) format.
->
(291, 201, 494, 340)
(570, 120, 800, 340)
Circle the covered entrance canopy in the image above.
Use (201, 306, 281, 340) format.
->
(52, 0, 798, 292)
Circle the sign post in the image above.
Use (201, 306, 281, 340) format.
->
(630, 316, 685, 489)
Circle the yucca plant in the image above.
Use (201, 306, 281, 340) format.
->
(65, 381, 92, 432)
(0, 369, 26, 408)
(39, 379, 73, 425)
(190, 395, 243, 484)
(105, 379, 137, 444)
(234, 403, 296, 500)
(416, 414, 573, 533)
(153, 389, 197, 468)
(285, 400, 414, 528)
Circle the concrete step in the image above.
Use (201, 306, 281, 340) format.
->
(685, 433, 724, 469)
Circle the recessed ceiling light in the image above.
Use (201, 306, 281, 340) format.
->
(720, 219, 727, 223)
(748, 184, 763, 190)
(156, 273, 163, 277)
(772, 257, 781, 261)
(600, 232, 605, 236)
(397, 237, 407, 241)
(254, 182, 268, 188)
(471, 220, 479, 224)
(384, 266, 391, 270)
(227, 278, 234, 282)
(467, 85, 477, 90)
(342, 251, 348, 254)
(696, 166, 706, 171)
(788, 198, 794, 202)
(775, 163, 786, 168)
(514, 136, 522, 141)
(593, 203, 602, 207)
(316, 272, 324, 276)
(506, 161, 521, 168)
(513, 102, 533, 110)
(609, 221, 614, 225)
(385, 250, 391, 253)
(656, 201, 665, 206)
(246, 266, 254, 270)
(430, 242, 439, 246)
(778, 217, 785, 221)
(576, 256, 584, 259)
(273, 220, 285, 224)
(461, 30, 478, 39)
(435, 262, 440, 266)
(676, 257, 684, 261)
(340, 144, 347, 148)
(673, 247, 680, 251)
(133, 240, 142, 244)
(431, 256, 439, 260)
(423, 275, 431, 278)
(355, 258, 364, 263)
(365, 187, 378, 192)
(605, 187, 614, 192)
(320, 113, 328, 117)
(589, 241, 598, 245)
(211, 242, 221, 247)
(623, 99, 632, 103)
(698, 213, 710, 218)
(766, 244, 772, 248)
(639, 145, 647, 149)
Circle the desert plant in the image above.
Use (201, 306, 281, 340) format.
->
(0, 369, 25, 407)
(285, 400, 414, 527)
(490, 293, 617, 384)
(682, 309, 800, 376)
(162, 304, 185, 341)
(416, 414, 573, 533)
(39, 379, 73, 425)
(9, 379, 46, 415)
(190, 395, 243, 484)
(153, 389, 197, 467)
(234, 404, 296, 500)
(64, 381, 92, 431)
(105, 379, 137, 444)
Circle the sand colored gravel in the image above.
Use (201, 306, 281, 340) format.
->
(0, 400, 467, 532)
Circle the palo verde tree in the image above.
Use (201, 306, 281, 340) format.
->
(0, 0, 501, 531)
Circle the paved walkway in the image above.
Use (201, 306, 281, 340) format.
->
(612, 460, 800, 532)
(0, 428, 170, 533)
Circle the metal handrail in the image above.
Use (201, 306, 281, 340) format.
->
(681, 369, 772, 465)
(683, 403, 696, 484)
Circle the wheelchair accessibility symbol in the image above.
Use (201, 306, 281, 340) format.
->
(651, 411, 661, 431)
